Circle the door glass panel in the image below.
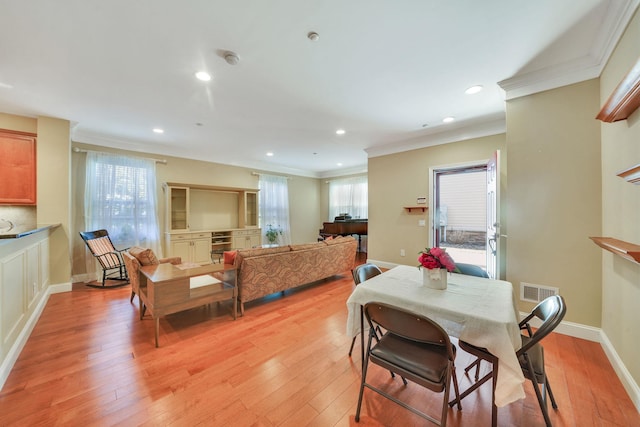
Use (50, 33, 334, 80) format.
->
(434, 167, 488, 275)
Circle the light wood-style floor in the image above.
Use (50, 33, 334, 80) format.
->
(1, 261, 638, 426)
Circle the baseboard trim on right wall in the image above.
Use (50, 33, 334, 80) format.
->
(600, 331, 640, 412)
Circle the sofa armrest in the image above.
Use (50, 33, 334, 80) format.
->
(160, 256, 182, 265)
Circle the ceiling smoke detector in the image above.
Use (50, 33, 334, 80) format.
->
(307, 31, 319, 41)
(224, 52, 240, 65)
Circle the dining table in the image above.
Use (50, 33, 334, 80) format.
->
(346, 264, 526, 407)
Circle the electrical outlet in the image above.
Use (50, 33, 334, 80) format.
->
(400, 249, 405, 256)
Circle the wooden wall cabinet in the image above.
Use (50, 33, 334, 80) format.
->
(0, 131, 37, 205)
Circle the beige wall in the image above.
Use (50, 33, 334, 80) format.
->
(506, 79, 602, 326)
(599, 9, 640, 391)
(368, 134, 506, 271)
(70, 143, 323, 277)
(0, 113, 71, 286)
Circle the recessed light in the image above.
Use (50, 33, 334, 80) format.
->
(337, 162, 343, 166)
(308, 32, 319, 41)
(195, 71, 212, 81)
(421, 123, 429, 128)
(336, 129, 346, 135)
(153, 128, 164, 134)
(266, 152, 274, 157)
(465, 85, 483, 95)
(442, 117, 455, 123)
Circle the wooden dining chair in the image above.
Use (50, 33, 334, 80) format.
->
(356, 302, 461, 426)
(451, 295, 566, 427)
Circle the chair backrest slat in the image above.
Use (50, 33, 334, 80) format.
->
(517, 295, 566, 355)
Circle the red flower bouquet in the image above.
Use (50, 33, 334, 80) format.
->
(418, 247, 456, 272)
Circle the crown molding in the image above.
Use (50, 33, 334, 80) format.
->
(72, 129, 363, 179)
(365, 117, 506, 159)
(499, 0, 640, 100)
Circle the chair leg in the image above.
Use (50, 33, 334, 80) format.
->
(451, 365, 462, 410)
(545, 375, 558, 409)
(525, 357, 553, 427)
(355, 334, 374, 422)
(450, 356, 498, 427)
(465, 358, 482, 380)
(530, 377, 553, 427)
(348, 336, 357, 357)
(130, 291, 135, 303)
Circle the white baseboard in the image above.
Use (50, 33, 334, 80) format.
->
(600, 331, 640, 412)
(0, 281, 71, 390)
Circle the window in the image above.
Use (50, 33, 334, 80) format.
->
(328, 175, 368, 220)
(258, 174, 291, 245)
(84, 152, 161, 254)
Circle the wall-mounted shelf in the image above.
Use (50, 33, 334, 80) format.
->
(596, 56, 640, 123)
(590, 237, 640, 264)
(403, 206, 428, 212)
(617, 164, 640, 185)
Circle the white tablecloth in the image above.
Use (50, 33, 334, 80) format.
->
(346, 265, 525, 407)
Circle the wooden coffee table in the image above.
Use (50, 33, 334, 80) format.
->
(138, 262, 237, 347)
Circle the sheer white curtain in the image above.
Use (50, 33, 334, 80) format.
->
(85, 152, 162, 255)
(259, 174, 291, 245)
(328, 175, 368, 220)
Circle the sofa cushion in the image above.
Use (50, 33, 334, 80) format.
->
(237, 245, 291, 258)
(323, 236, 353, 245)
(290, 242, 326, 251)
(128, 246, 159, 266)
(223, 250, 237, 264)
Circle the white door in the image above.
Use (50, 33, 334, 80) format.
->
(485, 151, 500, 279)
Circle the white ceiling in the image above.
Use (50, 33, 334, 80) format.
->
(0, 0, 637, 177)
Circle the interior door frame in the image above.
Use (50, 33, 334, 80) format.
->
(429, 157, 500, 278)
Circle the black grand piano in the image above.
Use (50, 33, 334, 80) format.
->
(319, 215, 367, 252)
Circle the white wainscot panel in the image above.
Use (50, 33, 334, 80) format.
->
(1, 251, 26, 358)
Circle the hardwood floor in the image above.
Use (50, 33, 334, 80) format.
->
(1, 260, 638, 426)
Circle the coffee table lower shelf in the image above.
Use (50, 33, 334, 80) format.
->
(138, 263, 237, 347)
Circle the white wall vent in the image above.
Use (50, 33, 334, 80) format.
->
(520, 282, 559, 303)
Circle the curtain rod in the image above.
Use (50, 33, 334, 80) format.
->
(72, 147, 167, 164)
(251, 171, 292, 180)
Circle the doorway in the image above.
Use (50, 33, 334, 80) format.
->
(434, 165, 488, 273)
(432, 151, 501, 279)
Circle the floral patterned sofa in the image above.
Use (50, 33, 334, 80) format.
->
(234, 236, 357, 315)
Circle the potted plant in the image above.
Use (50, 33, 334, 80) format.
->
(264, 224, 283, 245)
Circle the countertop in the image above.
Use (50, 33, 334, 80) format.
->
(0, 223, 61, 239)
